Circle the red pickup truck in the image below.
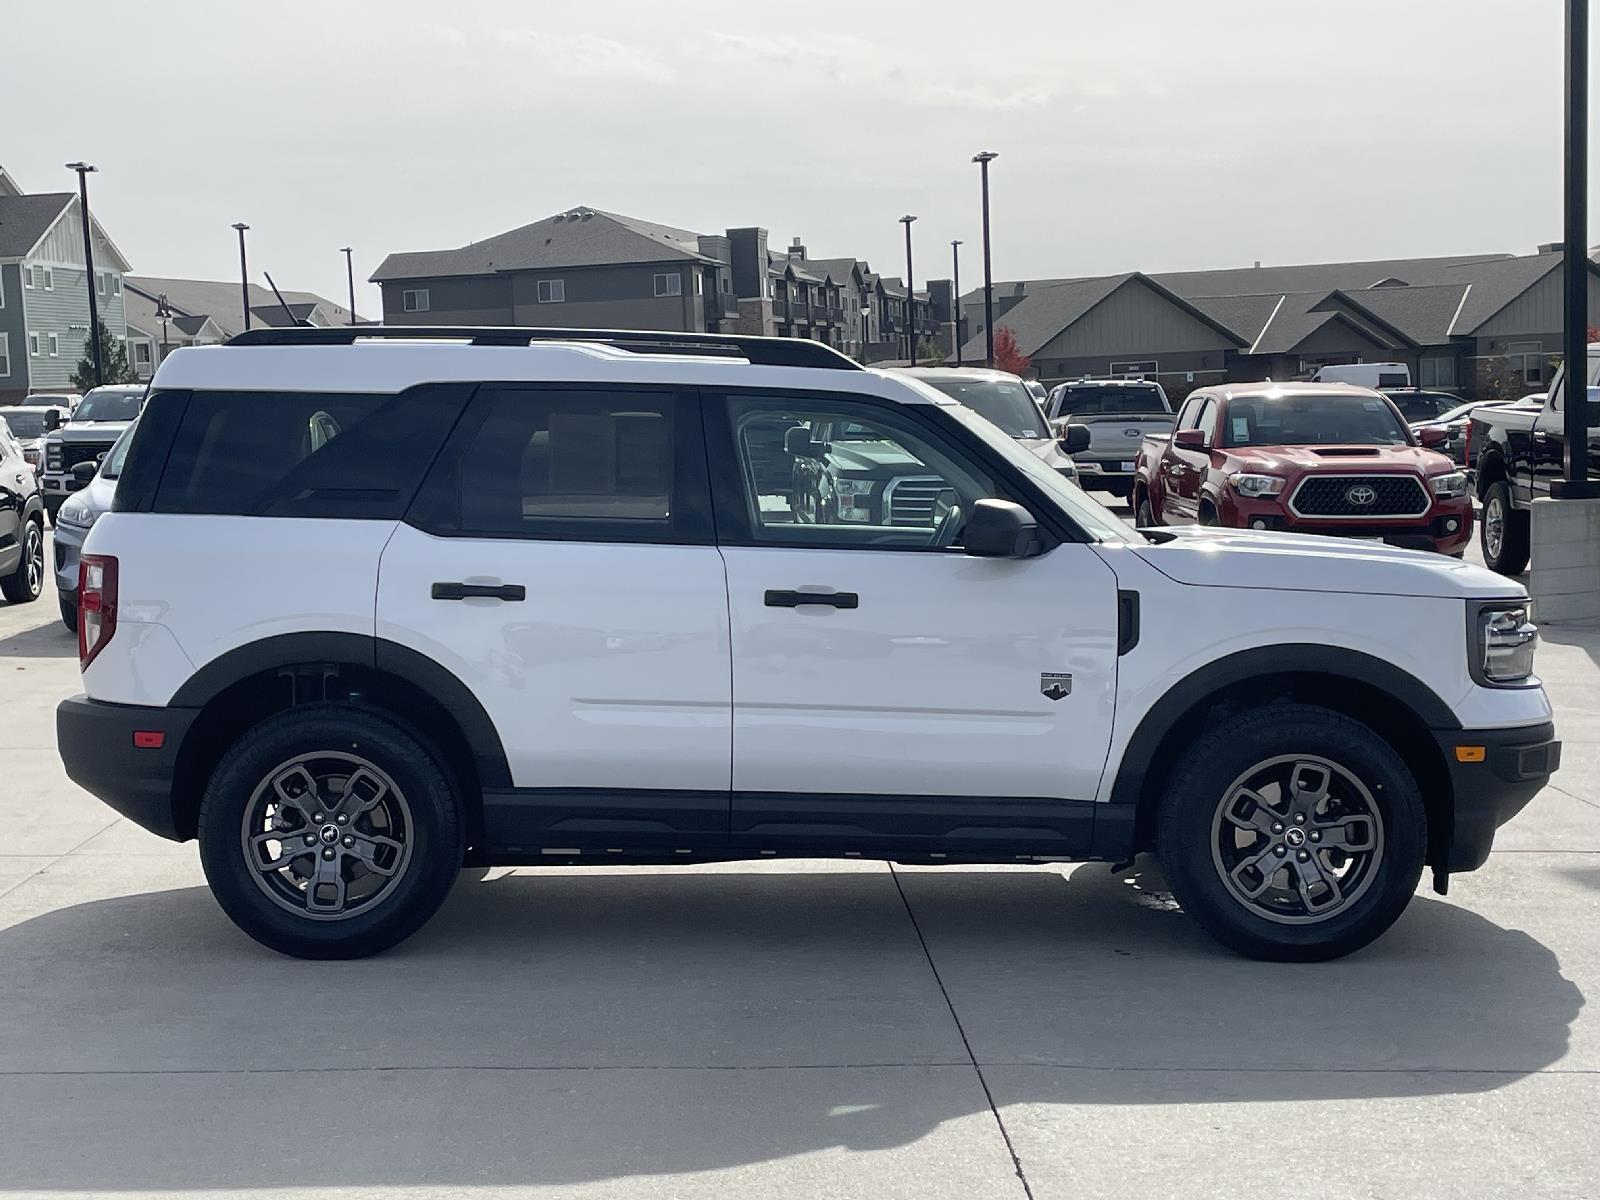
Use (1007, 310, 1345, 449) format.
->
(1132, 382, 1473, 555)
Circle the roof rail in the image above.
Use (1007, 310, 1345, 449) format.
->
(225, 325, 864, 370)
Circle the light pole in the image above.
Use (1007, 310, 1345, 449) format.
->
(340, 246, 357, 326)
(232, 223, 251, 332)
(951, 239, 964, 367)
(973, 150, 999, 368)
(65, 162, 102, 386)
(155, 293, 173, 366)
(900, 215, 918, 367)
(1555, 0, 1598, 497)
(861, 303, 873, 363)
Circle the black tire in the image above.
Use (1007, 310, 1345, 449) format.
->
(198, 703, 463, 959)
(1480, 480, 1530, 576)
(1135, 496, 1156, 527)
(43, 499, 61, 529)
(0, 518, 44, 604)
(59, 595, 78, 632)
(1157, 703, 1425, 962)
(1198, 501, 1220, 527)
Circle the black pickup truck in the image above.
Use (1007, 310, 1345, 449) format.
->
(1471, 346, 1600, 574)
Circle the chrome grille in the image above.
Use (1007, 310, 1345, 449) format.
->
(1289, 474, 1429, 519)
(883, 475, 945, 526)
(62, 443, 109, 471)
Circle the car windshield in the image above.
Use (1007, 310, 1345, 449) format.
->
(1052, 384, 1168, 416)
(2, 410, 50, 438)
(75, 390, 143, 422)
(944, 404, 1141, 544)
(1223, 395, 1412, 447)
(102, 420, 138, 480)
(920, 379, 1047, 438)
(22, 395, 73, 407)
(1385, 391, 1459, 421)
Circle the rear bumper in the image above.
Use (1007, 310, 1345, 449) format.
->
(1434, 722, 1561, 871)
(56, 695, 198, 841)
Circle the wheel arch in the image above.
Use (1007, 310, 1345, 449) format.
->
(1098, 645, 1458, 866)
(1474, 448, 1509, 498)
(168, 633, 510, 850)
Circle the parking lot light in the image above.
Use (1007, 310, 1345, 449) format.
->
(65, 162, 102, 386)
(232, 223, 251, 332)
(900, 215, 917, 367)
(972, 150, 999, 368)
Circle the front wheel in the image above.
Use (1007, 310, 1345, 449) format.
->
(198, 704, 463, 959)
(59, 595, 78, 632)
(1158, 703, 1425, 961)
(1135, 495, 1156, 527)
(0, 519, 44, 604)
(1480, 480, 1530, 575)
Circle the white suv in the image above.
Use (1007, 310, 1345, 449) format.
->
(57, 327, 1560, 961)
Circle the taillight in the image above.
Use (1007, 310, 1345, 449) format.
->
(78, 554, 118, 670)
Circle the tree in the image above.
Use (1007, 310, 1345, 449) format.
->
(993, 327, 1031, 376)
(69, 320, 138, 391)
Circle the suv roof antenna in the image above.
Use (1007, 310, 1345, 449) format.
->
(262, 272, 308, 327)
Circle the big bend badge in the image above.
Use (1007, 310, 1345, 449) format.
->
(1040, 672, 1072, 701)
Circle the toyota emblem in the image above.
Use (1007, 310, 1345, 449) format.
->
(1345, 484, 1377, 507)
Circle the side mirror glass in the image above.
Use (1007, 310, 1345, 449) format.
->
(1059, 423, 1092, 454)
(43, 411, 62, 432)
(1418, 426, 1448, 448)
(963, 498, 1040, 558)
(1173, 428, 1206, 450)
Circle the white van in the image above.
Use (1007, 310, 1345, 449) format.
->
(1310, 363, 1412, 389)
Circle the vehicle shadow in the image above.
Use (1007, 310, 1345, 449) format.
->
(0, 611, 75, 659)
(1537, 619, 1600, 670)
(0, 865, 1580, 1192)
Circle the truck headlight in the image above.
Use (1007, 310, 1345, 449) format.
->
(56, 496, 98, 529)
(834, 478, 879, 522)
(1228, 473, 1286, 498)
(1473, 602, 1538, 685)
(1429, 470, 1470, 499)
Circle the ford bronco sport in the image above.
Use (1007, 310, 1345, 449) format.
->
(57, 327, 1559, 961)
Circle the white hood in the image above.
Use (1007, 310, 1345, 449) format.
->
(1129, 526, 1526, 600)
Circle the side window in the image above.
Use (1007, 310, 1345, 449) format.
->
(409, 386, 710, 543)
(718, 394, 1000, 551)
(151, 387, 468, 518)
(1195, 399, 1219, 446)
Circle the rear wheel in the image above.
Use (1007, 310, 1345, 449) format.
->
(1480, 480, 1530, 575)
(1158, 703, 1425, 961)
(198, 704, 463, 959)
(0, 519, 44, 604)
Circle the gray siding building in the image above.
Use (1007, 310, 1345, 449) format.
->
(0, 167, 132, 402)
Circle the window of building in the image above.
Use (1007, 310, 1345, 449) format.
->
(402, 288, 429, 313)
(1506, 341, 1544, 386)
(0, 334, 9, 377)
(1419, 355, 1456, 388)
(537, 279, 565, 304)
(695, 273, 703, 296)
(95, 272, 106, 297)
(112, 275, 121, 295)
(22, 265, 34, 289)
(28, 333, 39, 356)
(48, 334, 59, 357)
(654, 273, 682, 298)
(133, 341, 152, 367)
(42, 267, 53, 291)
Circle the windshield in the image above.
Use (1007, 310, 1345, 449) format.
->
(22, 394, 73, 407)
(1052, 384, 1169, 416)
(1223, 395, 1412, 447)
(102, 420, 138, 480)
(2, 410, 50, 438)
(921, 379, 1048, 438)
(75, 389, 143, 422)
(944, 404, 1140, 543)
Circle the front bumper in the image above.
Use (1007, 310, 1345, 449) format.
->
(1219, 492, 1474, 553)
(57, 695, 199, 841)
(52, 519, 87, 596)
(1434, 722, 1561, 871)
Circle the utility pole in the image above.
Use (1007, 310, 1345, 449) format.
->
(233, 223, 251, 332)
(973, 150, 999, 368)
(340, 246, 357, 325)
(65, 162, 102, 386)
(951, 239, 964, 367)
(900, 215, 918, 367)
(1555, 0, 1598, 497)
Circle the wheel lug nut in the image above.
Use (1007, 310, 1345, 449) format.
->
(1310, 831, 1322, 843)
(321, 848, 335, 860)
(1271, 822, 1284, 834)
(342, 836, 354, 848)
(336, 814, 348, 825)
(1274, 845, 1288, 857)
(303, 835, 316, 846)
(1293, 813, 1306, 824)
(312, 812, 325, 823)
(1297, 850, 1310, 862)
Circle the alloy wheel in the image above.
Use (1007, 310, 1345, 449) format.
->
(240, 751, 414, 921)
(1484, 496, 1505, 561)
(1209, 754, 1385, 925)
(24, 525, 42, 596)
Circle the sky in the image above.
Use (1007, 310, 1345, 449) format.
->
(6, 0, 1591, 317)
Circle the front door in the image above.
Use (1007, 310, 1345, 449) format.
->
(377, 383, 731, 851)
(707, 390, 1121, 856)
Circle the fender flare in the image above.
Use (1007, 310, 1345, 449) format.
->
(168, 632, 511, 788)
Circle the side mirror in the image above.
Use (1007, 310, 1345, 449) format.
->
(70, 460, 98, 484)
(1173, 428, 1207, 450)
(963, 498, 1041, 558)
(783, 425, 826, 459)
(43, 410, 62, 432)
(1417, 426, 1448, 448)
(1058, 423, 1092, 454)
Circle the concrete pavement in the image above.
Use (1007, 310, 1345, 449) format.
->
(0, 527, 1595, 1199)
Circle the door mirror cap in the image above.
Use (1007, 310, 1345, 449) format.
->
(42, 410, 62, 432)
(783, 425, 827, 459)
(1173, 428, 1207, 450)
(1417, 426, 1448, 448)
(963, 498, 1041, 558)
(1057, 422, 1092, 454)
(70, 460, 98, 484)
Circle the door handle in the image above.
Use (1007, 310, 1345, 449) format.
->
(432, 581, 526, 601)
(765, 589, 859, 609)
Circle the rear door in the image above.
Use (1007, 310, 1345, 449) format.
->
(706, 389, 1120, 856)
(378, 383, 732, 851)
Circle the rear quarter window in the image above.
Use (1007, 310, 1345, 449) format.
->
(147, 386, 470, 518)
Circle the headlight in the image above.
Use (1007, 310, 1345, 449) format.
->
(56, 498, 97, 529)
(1228, 473, 1287, 498)
(833, 478, 879, 522)
(1473, 602, 1538, 685)
(1055, 463, 1077, 481)
(1429, 470, 1470, 499)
